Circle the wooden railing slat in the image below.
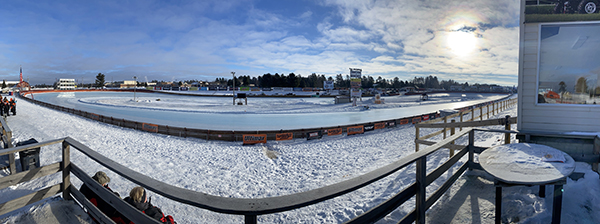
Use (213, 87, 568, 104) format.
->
(0, 183, 62, 216)
(0, 162, 61, 189)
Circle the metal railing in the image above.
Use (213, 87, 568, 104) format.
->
(415, 98, 518, 152)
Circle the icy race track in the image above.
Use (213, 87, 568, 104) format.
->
(29, 91, 510, 131)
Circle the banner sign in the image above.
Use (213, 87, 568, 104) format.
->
(240, 87, 250, 91)
(412, 117, 422, 124)
(90, 113, 100, 121)
(142, 123, 158, 133)
(422, 115, 430, 121)
(364, 124, 375, 132)
(387, 121, 396, 128)
(276, 133, 293, 141)
(351, 89, 362, 97)
(307, 130, 323, 140)
(399, 119, 409, 125)
(199, 87, 209, 91)
(324, 81, 334, 90)
(347, 125, 364, 136)
(243, 134, 267, 145)
(327, 128, 343, 136)
(374, 122, 386, 130)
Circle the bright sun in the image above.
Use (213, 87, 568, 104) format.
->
(447, 31, 478, 57)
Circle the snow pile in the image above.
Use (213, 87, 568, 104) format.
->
(0, 93, 598, 224)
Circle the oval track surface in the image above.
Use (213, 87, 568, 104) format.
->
(29, 91, 509, 131)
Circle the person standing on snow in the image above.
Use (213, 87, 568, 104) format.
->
(2, 98, 9, 116)
(9, 98, 15, 115)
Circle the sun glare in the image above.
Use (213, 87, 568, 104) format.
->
(447, 31, 478, 57)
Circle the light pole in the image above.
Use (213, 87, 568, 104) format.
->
(133, 76, 137, 102)
(232, 72, 236, 105)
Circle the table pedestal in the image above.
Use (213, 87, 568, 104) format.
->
(494, 179, 566, 224)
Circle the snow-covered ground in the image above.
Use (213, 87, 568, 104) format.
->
(1, 93, 599, 224)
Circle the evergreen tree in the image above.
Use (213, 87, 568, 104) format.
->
(95, 73, 105, 88)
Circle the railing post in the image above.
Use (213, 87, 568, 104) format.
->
(480, 107, 483, 121)
(486, 104, 490, 119)
(443, 117, 447, 139)
(504, 115, 511, 145)
(62, 141, 71, 200)
(416, 157, 426, 224)
(459, 111, 463, 131)
(468, 129, 475, 170)
(450, 120, 456, 157)
(5, 129, 15, 174)
(245, 215, 257, 224)
(415, 126, 420, 152)
(471, 108, 475, 121)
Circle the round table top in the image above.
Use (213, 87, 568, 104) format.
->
(479, 143, 575, 185)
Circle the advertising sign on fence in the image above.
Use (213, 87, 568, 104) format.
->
(90, 113, 100, 121)
(364, 124, 375, 132)
(412, 117, 421, 124)
(276, 133, 293, 141)
(327, 128, 343, 136)
(374, 122, 386, 130)
(142, 123, 158, 133)
(243, 134, 267, 145)
(347, 125, 364, 136)
(307, 130, 323, 140)
(387, 121, 396, 128)
(399, 119, 409, 125)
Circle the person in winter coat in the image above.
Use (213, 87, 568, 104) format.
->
(2, 98, 8, 116)
(123, 186, 176, 224)
(79, 171, 125, 223)
(9, 98, 15, 115)
(0, 98, 4, 117)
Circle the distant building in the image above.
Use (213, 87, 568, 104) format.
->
(56, 79, 76, 90)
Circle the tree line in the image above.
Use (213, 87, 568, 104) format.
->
(33, 72, 506, 90)
(212, 73, 484, 90)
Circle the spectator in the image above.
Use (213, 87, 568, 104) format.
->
(123, 186, 176, 224)
(79, 171, 124, 223)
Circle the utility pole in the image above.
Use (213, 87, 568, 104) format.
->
(232, 72, 236, 105)
(133, 76, 137, 101)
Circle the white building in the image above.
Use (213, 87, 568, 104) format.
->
(56, 79, 76, 90)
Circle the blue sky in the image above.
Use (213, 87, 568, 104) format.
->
(0, 0, 520, 86)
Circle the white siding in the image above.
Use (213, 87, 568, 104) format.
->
(518, 23, 600, 133)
